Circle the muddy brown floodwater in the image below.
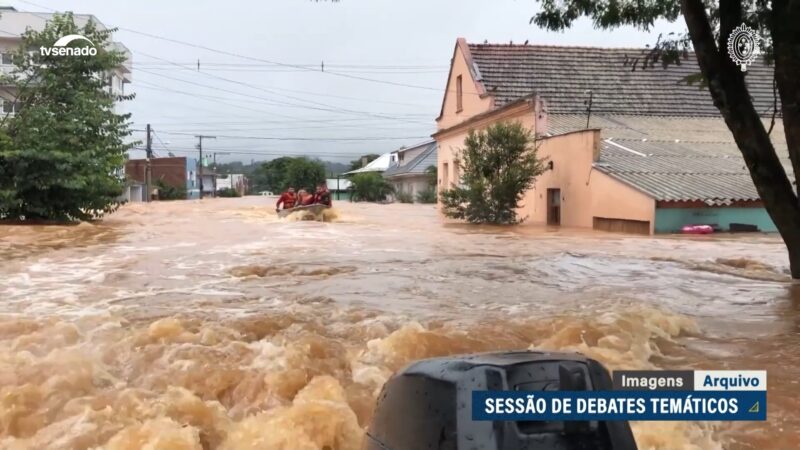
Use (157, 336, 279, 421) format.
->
(0, 197, 798, 450)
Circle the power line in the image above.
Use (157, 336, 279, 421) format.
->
(135, 66, 445, 75)
(134, 67, 431, 125)
(137, 123, 431, 133)
(15, 0, 465, 96)
(134, 52, 436, 108)
(139, 129, 430, 141)
(134, 61, 447, 69)
(120, 27, 448, 92)
(133, 56, 433, 124)
(132, 117, 431, 126)
(129, 146, 365, 158)
(132, 81, 429, 121)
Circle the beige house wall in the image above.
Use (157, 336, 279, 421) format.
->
(518, 129, 597, 227)
(436, 39, 494, 131)
(590, 171, 657, 234)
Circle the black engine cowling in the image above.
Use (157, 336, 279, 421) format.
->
(364, 351, 637, 450)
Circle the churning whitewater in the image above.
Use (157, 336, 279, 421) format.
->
(0, 198, 797, 450)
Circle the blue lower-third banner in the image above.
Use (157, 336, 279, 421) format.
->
(472, 390, 766, 421)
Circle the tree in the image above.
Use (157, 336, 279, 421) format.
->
(416, 165, 439, 204)
(440, 122, 546, 224)
(349, 154, 380, 171)
(251, 156, 293, 193)
(284, 157, 326, 191)
(349, 172, 395, 202)
(530, 0, 800, 277)
(0, 13, 135, 222)
(424, 165, 438, 188)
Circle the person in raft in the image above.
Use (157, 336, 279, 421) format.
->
(297, 189, 315, 206)
(275, 187, 297, 212)
(313, 183, 332, 207)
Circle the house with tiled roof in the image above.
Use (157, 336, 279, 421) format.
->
(384, 141, 438, 201)
(433, 38, 791, 233)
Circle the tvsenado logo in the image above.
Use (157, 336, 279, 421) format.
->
(40, 34, 97, 56)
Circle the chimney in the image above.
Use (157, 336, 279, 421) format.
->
(534, 96, 548, 136)
(592, 130, 601, 162)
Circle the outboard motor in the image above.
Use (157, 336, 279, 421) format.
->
(364, 351, 637, 450)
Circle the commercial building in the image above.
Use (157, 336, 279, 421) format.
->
(125, 157, 200, 200)
(434, 39, 791, 233)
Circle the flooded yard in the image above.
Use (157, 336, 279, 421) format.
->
(0, 197, 797, 449)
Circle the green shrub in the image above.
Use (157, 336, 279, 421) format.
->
(396, 191, 414, 203)
(155, 180, 186, 201)
(416, 188, 437, 204)
(218, 188, 240, 198)
(349, 172, 395, 202)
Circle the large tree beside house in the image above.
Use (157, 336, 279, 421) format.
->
(0, 13, 134, 222)
(441, 122, 546, 224)
(529, 0, 800, 276)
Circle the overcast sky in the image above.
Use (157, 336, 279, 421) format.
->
(10, 0, 686, 164)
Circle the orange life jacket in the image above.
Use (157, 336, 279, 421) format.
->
(278, 192, 296, 209)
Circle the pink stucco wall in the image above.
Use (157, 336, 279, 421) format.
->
(590, 171, 657, 233)
(436, 39, 494, 131)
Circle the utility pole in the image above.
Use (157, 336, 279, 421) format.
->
(195, 135, 216, 199)
(145, 124, 153, 202)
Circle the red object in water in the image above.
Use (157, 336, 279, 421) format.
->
(681, 225, 714, 234)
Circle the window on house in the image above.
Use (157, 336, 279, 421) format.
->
(442, 162, 449, 187)
(456, 75, 463, 112)
(1, 53, 13, 65)
(2, 99, 21, 114)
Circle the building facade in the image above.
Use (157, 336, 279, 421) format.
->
(0, 7, 132, 114)
(434, 39, 790, 234)
(216, 174, 249, 196)
(383, 141, 438, 201)
(125, 157, 200, 200)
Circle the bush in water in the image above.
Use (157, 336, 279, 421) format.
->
(416, 188, 437, 204)
(217, 188, 241, 198)
(440, 122, 546, 224)
(396, 191, 414, 204)
(349, 172, 395, 202)
(155, 180, 187, 201)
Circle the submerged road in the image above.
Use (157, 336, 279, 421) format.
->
(0, 197, 797, 449)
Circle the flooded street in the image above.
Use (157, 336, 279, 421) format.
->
(1, 197, 798, 450)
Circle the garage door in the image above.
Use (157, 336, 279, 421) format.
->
(593, 217, 651, 235)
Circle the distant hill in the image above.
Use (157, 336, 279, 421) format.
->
(323, 161, 350, 176)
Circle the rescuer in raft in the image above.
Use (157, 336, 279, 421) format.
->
(297, 189, 315, 206)
(313, 183, 332, 207)
(275, 187, 297, 212)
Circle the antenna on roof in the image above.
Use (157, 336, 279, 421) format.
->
(524, 40, 529, 45)
(584, 90, 593, 129)
(484, 39, 488, 44)
(509, 40, 513, 45)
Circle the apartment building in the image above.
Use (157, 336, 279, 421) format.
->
(0, 6, 132, 114)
